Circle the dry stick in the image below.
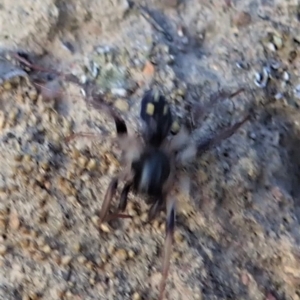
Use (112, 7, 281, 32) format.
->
(11, 53, 63, 76)
(11, 52, 82, 86)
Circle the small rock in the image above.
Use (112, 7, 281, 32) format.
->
(91, 216, 99, 226)
(77, 255, 87, 264)
(43, 244, 51, 254)
(111, 88, 127, 97)
(171, 120, 180, 134)
(87, 159, 97, 171)
(9, 209, 20, 230)
(72, 242, 81, 253)
(132, 292, 141, 300)
(232, 11, 252, 27)
(142, 61, 155, 77)
(128, 249, 135, 259)
(0, 244, 7, 255)
(294, 84, 300, 99)
(100, 223, 111, 233)
(115, 248, 128, 261)
(28, 88, 38, 101)
(114, 99, 129, 112)
(273, 35, 283, 50)
(61, 255, 72, 266)
(3, 81, 12, 90)
(240, 271, 250, 285)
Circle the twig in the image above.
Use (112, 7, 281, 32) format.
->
(139, 6, 173, 41)
(11, 53, 62, 76)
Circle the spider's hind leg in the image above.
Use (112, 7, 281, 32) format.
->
(159, 194, 176, 300)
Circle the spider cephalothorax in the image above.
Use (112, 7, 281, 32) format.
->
(72, 88, 249, 300)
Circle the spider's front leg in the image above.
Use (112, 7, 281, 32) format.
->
(192, 88, 245, 126)
(176, 115, 250, 165)
(159, 194, 176, 300)
(118, 182, 132, 212)
(197, 114, 250, 155)
(99, 169, 134, 224)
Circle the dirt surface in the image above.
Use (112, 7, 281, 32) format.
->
(1, 0, 300, 300)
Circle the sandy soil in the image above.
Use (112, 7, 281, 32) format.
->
(1, 0, 300, 299)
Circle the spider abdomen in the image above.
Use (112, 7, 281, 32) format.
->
(132, 149, 171, 197)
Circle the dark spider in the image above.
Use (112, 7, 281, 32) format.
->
(68, 88, 249, 300)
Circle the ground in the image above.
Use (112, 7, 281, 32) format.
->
(0, 0, 300, 299)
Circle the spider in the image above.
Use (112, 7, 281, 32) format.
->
(68, 88, 249, 299)
(93, 88, 249, 299)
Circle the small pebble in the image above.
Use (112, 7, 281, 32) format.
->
(111, 88, 127, 97)
(100, 223, 111, 233)
(3, 81, 12, 90)
(248, 131, 256, 140)
(0, 244, 7, 255)
(274, 93, 283, 100)
(28, 89, 38, 101)
(128, 249, 135, 258)
(171, 120, 180, 134)
(294, 84, 300, 99)
(78, 156, 88, 168)
(65, 290, 73, 298)
(267, 43, 276, 52)
(143, 61, 155, 77)
(114, 248, 128, 261)
(282, 71, 289, 82)
(9, 209, 20, 230)
(91, 216, 99, 226)
(114, 99, 129, 112)
(87, 159, 97, 171)
(61, 255, 72, 266)
(43, 244, 51, 254)
(73, 242, 81, 252)
(77, 255, 87, 264)
(273, 35, 283, 49)
(232, 11, 252, 27)
(132, 292, 141, 300)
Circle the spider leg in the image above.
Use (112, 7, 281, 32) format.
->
(99, 178, 133, 223)
(177, 115, 249, 165)
(118, 182, 132, 211)
(192, 88, 244, 125)
(99, 177, 119, 223)
(197, 114, 250, 155)
(100, 167, 134, 224)
(148, 198, 164, 222)
(159, 194, 176, 300)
